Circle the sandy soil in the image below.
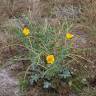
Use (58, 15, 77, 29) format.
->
(0, 68, 20, 96)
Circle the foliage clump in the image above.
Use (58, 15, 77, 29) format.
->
(15, 16, 86, 92)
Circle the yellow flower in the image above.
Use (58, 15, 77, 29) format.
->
(66, 33, 74, 39)
(46, 55, 55, 64)
(22, 27, 30, 36)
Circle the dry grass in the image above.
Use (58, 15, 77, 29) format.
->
(0, 0, 96, 96)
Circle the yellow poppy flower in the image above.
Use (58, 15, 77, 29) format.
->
(66, 33, 74, 40)
(46, 55, 55, 64)
(22, 27, 30, 36)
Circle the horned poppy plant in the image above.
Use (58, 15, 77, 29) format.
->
(46, 55, 55, 64)
(66, 33, 74, 40)
(22, 26, 30, 36)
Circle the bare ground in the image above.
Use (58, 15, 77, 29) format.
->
(0, 0, 96, 96)
(0, 68, 20, 96)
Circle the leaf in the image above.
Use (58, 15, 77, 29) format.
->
(59, 68, 71, 79)
(43, 81, 52, 89)
(20, 79, 29, 91)
(44, 64, 61, 79)
(30, 74, 40, 85)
